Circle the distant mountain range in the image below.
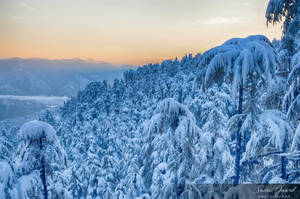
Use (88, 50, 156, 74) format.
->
(0, 58, 134, 97)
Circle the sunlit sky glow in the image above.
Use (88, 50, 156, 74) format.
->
(0, 0, 282, 66)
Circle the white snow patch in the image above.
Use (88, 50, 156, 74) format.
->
(18, 120, 56, 142)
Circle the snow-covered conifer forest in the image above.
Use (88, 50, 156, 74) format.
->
(1, 0, 300, 198)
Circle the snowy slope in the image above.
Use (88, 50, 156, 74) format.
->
(1, 35, 299, 197)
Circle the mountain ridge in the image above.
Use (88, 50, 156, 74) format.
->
(0, 58, 134, 97)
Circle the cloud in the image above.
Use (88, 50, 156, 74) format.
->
(241, 2, 251, 7)
(200, 17, 243, 25)
(18, 3, 37, 11)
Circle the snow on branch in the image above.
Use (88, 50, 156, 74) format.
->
(18, 120, 56, 143)
(199, 35, 277, 97)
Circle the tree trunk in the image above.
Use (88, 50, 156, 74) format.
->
(40, 132, 48, 199)
(281, 136, 287, 180)
(234, 82, 243, 185)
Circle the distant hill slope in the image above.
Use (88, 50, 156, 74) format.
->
(0, 58, 133, 96)
(0, 98, 46, 120)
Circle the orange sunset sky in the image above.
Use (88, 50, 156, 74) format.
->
(0, 0, 282, 66)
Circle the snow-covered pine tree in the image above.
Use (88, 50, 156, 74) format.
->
(266, 0, 300, 70)
(0, 160, 18, 199)
(291, 124, 300, 152)
(0, 136, 13, 163)
(198, 35, 278, 184)
(0, 133, 17, 198)
(240, 110, 293, 183)
(283, 52, 300, 124)
(141, 98, 201, 198)
(280, 44, 300, 184)
(267, 0, 300, 183)
(185, 84, 235, 186)
(286, 123, 300, 182)
(195, 107, 234, 183)
(15, 120, 66, 199)
(39, 110, 56, 127)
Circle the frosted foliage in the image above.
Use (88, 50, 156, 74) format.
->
(269, 176, 288, 184)
(291, 52, 300, 68)
(175, 116, 197, 146)
(150, 163, 173, 198)
(18, 120, 56, 143)
(114, 172, 146, 199)
(244, 110, 292, 160)
(200, 35, 277, 97)
(143, 98, 201, 198)
(202, 108, 226, 134)
(16, 120, 66, 176)
(155, 98, 196, 123)
(243, 123, 259, 154)
(0, 161, 13, 187)
(266, 0, 300, 72)
(266, 0, 287, 24)
(146, 98, 198, 140)
(291, 124, 300, 151)
(0, 160, 16, 198)
(288, 53, 300, 92)
(194, 102, 234, 183)
(262, 110, 292, 151)
(0, 137, 11, 161)
(214, 138, 233, 167)
(284, 52, 300, 121)
(266, 0, 300, 35)
(51, 182, 72, 199)
(2, 34, 300, 198)
(196, 131, 234, 183)
(15, 171, 41, 199)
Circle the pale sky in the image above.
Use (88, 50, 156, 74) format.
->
(0, 0, 282, 65)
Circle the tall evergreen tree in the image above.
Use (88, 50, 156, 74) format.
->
(15, 120, 66, 199)
(142, 98, 201, 198)
(198, 35, 278, 184)
(283, 52, 300, 124)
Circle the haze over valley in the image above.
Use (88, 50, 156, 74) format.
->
(0, 58, 133, 120)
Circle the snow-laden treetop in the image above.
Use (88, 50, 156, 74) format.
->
(154, 98, 195, 122)
(199, 35, 277, 97)
(16, 120, 67, 172)
(266, 0, 300, 34)
(18, 120, 56, 143)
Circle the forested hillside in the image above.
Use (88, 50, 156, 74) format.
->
(0, 0, 300, 198)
